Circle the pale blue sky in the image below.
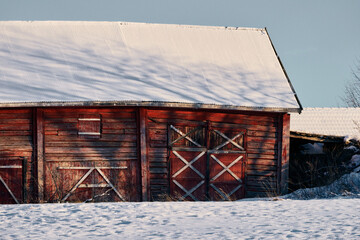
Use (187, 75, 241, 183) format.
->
(1, 0, 359, 107)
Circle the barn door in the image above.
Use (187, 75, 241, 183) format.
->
(208, 125, 246, 200)
(169, 122, 246, 201)
(0, 158, 26, 204)
(43, 109, 139, 203)
(53, 163, 130, 203)
(169, 123, 207, 201)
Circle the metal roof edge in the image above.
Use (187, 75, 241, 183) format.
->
(0, 20, 264, 32)
(0, 101, 300, 113)
(264, 28, 303, 114)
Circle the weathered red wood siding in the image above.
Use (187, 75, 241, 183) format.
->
(41, 108, 140, 202)
(0, 109, 34, 203)
(0, 106, 290, 203)
(146, 109, 282, 200)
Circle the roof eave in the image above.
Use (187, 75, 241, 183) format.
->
(0, 101, 301, 113)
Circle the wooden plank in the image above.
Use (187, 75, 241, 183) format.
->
(247, 149, 276, 155)
(43, 109, 136, 122)
(139, 108, 149, 201)
(45, 122, 78, 131)
(0, 119, 31, 124)
(45, 141, 137, 147)
(0, 109, 31, 114)
(247, 142, 277, 150)
(247, 137, 277, 144)
(149, 140, 167, 148)
(247, 175, 277, 182)
(43, 108, 135, 114)
(102, 118, 136, 123)
(147, 122, 167, 130)
(150, 179, 168, 185)
(149, 168, 168, 174)
(45, 134, 137, 142)
(246, 170, 276, 176)
(0, 125, 31, 131)
(149, 162, 167, 167)
(102, 122, 137, 130)
(36, 108, 45, 203)
(248, 153, 277, 160)
(150, 173, 168, 179)
(45, 152, 138, 158)
(0, 151, 33, 157)
(45, 157, 137, 162)
(246, 164, 277, 171)
(45, 147, 138, 154)
(148, 131, 167, 141)
(246, 158, 277, 166)
(0, 131, 32, 136)
(247, 181, 277, 188)
(149, 157, 168, 163)
(148, 148, 167, 156)
(149, 118, 277, 132)
(147, 110, 278, 125)
(0, 136, 32, 142)
(0, 141, 33, 146)
(102, 129, 137, 134)
(247, 130, 277, 138)
(0, 146, 33, 152)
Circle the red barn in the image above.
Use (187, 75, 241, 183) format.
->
(0, 21, 301, 203)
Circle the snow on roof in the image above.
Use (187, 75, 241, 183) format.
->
(0, 21, 301, 111)
(291, 108, 360, 140)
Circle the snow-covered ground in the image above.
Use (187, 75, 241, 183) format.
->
(1, 159, 360, 239)
(0, 197, 359, 239)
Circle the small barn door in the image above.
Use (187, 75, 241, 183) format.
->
(169, 123, 207, 201)
(208, 125, 246, 200)
(169, 122, 246, 201)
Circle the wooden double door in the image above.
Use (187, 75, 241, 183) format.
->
(169, 122, 247, 201)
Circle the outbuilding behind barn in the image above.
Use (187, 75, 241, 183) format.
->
(0, 21, 301, 203)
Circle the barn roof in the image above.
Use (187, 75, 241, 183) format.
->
(0, 21, 301, 112)
(291, 108, 360, 140)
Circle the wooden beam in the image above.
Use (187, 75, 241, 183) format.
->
(279, 113, 290, 195)
(36, 108, 45, 202)
(139, 108, 149, 201)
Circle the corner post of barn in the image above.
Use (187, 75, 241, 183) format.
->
(139, 108, 150, 201)
(35, 108, 45, 203)
(278, 113, 290, 195)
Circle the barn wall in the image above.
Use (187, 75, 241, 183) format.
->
(0, 109, 34, 203)
(145, 109, 281, 200)
(41, 108, 140, 202)
(0, 106, 289, 203)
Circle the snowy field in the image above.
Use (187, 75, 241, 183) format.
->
(1, 170, 360, 239)
(0, 198, 359, 239)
